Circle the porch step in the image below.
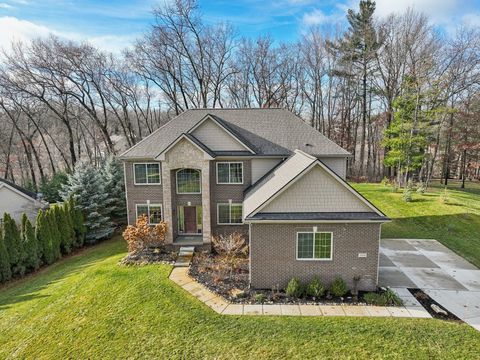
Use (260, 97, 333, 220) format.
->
(174, 246, 195, 267)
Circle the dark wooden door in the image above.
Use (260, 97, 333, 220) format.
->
(184, 206, 197, 234)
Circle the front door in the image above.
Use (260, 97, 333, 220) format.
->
(184, 206, 197, 234)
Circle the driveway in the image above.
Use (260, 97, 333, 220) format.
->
(379, 239, 480, 331)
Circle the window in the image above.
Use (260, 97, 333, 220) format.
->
(134, 163, 161, 185)
(136, 203, 163, 224)
(176, 169, 201, 194)
(217, 203, 243, 224)
(216, 162, 243, 184)
(296, 231, 332, 260)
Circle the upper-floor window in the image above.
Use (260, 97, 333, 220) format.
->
(296, 231, 333, 260)
(134, 163, 161, 185)
(176, 168, 201, 194)
(217, 162, 243, 184)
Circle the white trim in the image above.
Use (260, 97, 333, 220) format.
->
(216, 162, 244, 184)
(296, 231, 333, 261)
(133, 162, 161, 185)
(155, 133, 215, 161)
(135, 203, 163, 225)
(244, 219, 390, 224)
(177, 205, 202, 235)
(217, 203, 243, 225)
(188, 114, 256, 154)
(176, 168, 202, 194)
(247, 151, 385, 218)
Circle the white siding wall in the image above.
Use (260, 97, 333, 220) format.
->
(251, 158, 283, 184)
(192, 120, 247, 151)
(0, 187, 41, 223)
(319, 157, 347, 179)
(261, 165, 370, 213)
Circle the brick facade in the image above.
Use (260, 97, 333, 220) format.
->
(249, 223, 381, 291)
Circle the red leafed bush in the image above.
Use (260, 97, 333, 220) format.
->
(122, 215, 168, 254)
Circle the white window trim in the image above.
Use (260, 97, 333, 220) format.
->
(217, 203, 243, 225)
(133, 163, 161, 185)
(216, 162, 244, 185)
(176, 168, 202, 194)
(135, 203, 163, 225)
(296, 231, 333, 261)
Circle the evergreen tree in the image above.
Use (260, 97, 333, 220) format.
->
(67, 196, 86, 248)
(62, 163, 113, 243)
(102, 156, 126, 224)
(0, 222, 12, 283)
(47, 208, 62, 261)
(39, 172, 69, 203)
(21, 214, 40, 271)
(56, 205, 74, 255)
(3, 213, 25, 276)
(36, 210, 55, 265)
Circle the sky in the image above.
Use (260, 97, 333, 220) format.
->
(0, 0, 479, 53)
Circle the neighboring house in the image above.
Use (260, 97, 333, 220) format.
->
(119, 109, 389, 290)
(0, 178, 48, 223)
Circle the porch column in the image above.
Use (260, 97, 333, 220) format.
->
(201, 161, 211, 244)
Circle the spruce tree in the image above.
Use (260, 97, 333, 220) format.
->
(36, 210, 54, 265)
(102, 156, 126, 224)
(3, 213, 25, 276)
(0, 223, 12, 283)
(62, 163, 113, 243)
(21, 214, 40, 271)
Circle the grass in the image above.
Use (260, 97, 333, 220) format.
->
(352, 180, 480, 268)
(0, 236, 479, 359)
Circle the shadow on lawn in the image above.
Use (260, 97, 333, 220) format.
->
(0, 237, 125, 311)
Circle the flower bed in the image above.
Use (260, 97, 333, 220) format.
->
(120, 246, 177, 266)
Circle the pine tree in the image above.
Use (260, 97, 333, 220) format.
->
(47, 208, 62, 261)
(62, 163, 113, 243)
(36, 210, 54, 265)
(3, 213, 25, 276)
(0, 223, 12, 283)
(102, 156, 126, 224)
(21, 214, 40, 271)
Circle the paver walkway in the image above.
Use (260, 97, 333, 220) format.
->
(379, 239, 480, 331)
(174, 246, 195, 267)
(169, 267, 431, 318)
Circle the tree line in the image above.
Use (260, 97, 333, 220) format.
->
(0, 0, 478, 189)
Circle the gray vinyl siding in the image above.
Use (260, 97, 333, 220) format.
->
(191, 119, 248, 151)
(261, 165, 370, 213)
(124, 161, 163, 225)
(250, 222, 380, 290)
(251, 158, 283, 184)
(319, 157, 347, 179)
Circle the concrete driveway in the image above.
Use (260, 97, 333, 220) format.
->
(379, 239, 480, 331)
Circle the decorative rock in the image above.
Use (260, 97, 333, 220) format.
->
(431, 304, 448, 316)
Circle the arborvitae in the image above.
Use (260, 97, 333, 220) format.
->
(3, 213, 25, 276)
(67, 196, 86, 248)
(62, 203, 76, 254)
(56, 205, 73, 255)
(0, 224, 12, 283)
(21, 214, 40, 271)
(47, 208, 62, 261)
(102, 156, 126, 224)
(36, 210, 54, 265)
(62, 163, 113, 243)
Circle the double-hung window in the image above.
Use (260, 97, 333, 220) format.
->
(134, 163, 161, 185)
(136, 203, 163, 224)
(217, 203, 243, 224)
(296, 231, 333, 260)
(176, 169, 201, 194)
(217, 162, 243, 184)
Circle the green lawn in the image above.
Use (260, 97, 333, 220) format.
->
(0, 236, 479, 359)
(353, 180, 480, 268)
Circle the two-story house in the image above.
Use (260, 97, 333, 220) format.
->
(120, 109, 389, 290)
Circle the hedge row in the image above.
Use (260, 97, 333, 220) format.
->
(0, 197, 86, 283)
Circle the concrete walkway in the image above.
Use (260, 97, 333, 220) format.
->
(169, 267, 431, 318)
(379, 239, 480, 331)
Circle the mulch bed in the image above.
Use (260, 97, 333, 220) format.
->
(189, 253, 389, 306)
(120, 247, 177, 266)
(409, 288, 462, 322)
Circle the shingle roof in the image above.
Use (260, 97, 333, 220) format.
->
(246, 212, 389, 221)
(0, 177, 38, 200)
(119, 109, 350, 159)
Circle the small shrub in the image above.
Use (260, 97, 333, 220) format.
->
(383, 288, 403, 306)
(380, 176, 390, 187)
(254, 293, 267, 303)
(402, 187, 412, 202)
(285, 277, 304, 298)
(306, 276, 325, 299)
(330, 277, 348, 297)
(212, 232, 248, 257)
(122, 215, 168, 254)
(363, 292, 387, 306)
(416, 181, 427, 194)
(439, 187, 449, 204)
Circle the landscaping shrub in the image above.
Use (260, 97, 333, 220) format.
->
(0, 229, 11, 283)
(36, 210, 55, 265)
(330, 277, 348, 297)
(380, 176, 390, 187)
(212, 232, 248, 257)
(47, 208, 62, 262)
(21, 214, 40, 272)
(2, 213, 25, 276)
(383, 288, 403, 306)
(67, 196, 86, 248)
(254, 293, 267, 303)
(439, 187, 449, 204)
(122, 215, 168, 253)
(416, 181, 427, 194)
(306, 276, 325, 299)
(363, 292, 388, 306)
(286, 277, 304, 298)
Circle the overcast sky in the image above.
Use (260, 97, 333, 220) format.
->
(0, 0, 478, 52)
